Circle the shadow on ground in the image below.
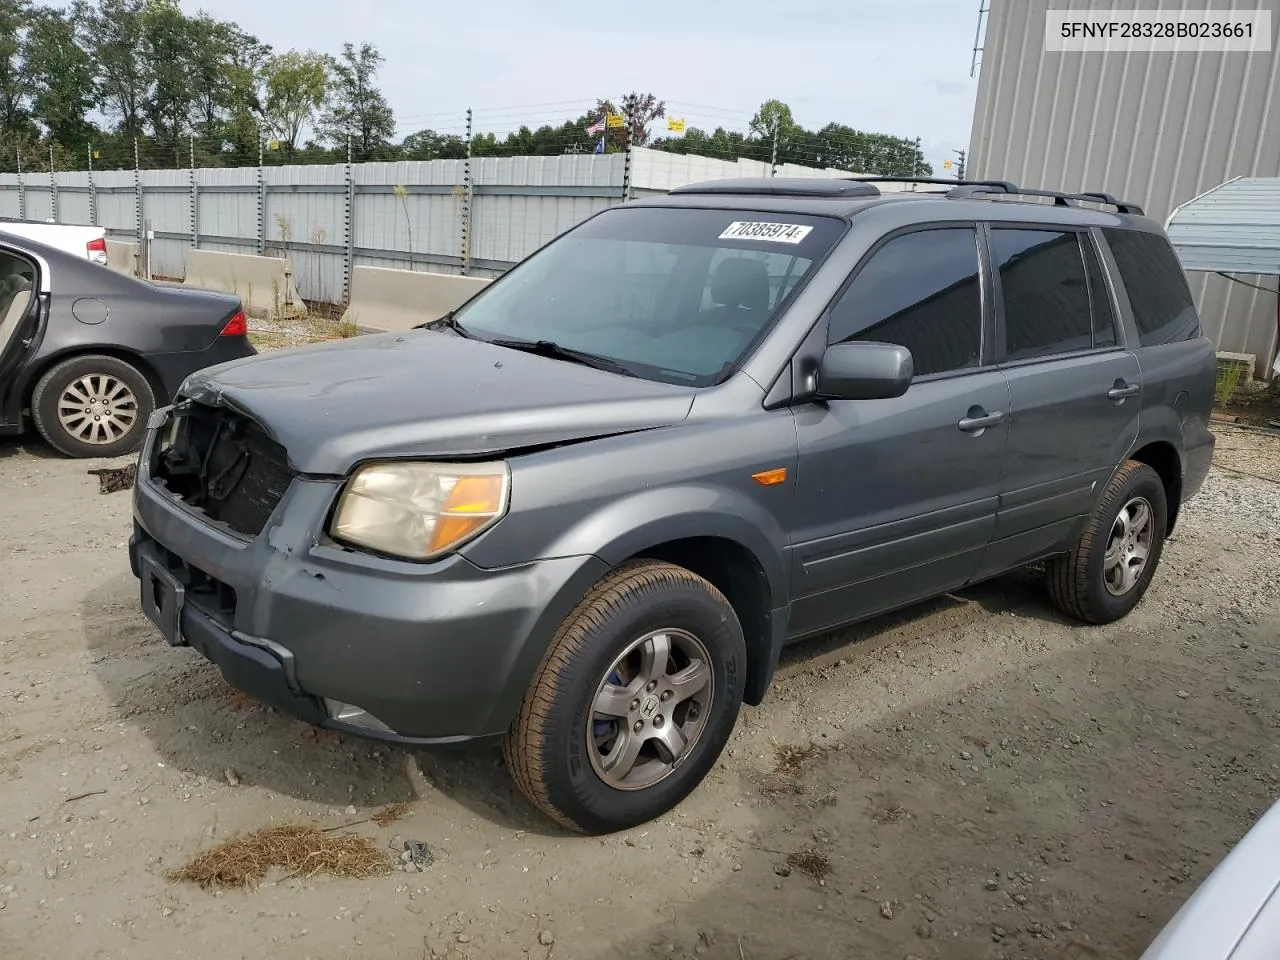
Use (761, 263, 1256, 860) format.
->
(81, 560, 1074, 838)
(579, 610, 1280, 960)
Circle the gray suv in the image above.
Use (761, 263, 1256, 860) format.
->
(130, 177, 1216, 833)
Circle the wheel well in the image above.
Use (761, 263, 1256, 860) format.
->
(630, 537, 774, 706)
(1130, 441, 1183, 534)
(23, 348, 165, 414)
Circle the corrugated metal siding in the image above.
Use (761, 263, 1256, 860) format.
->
(969, 0, 1280, 374)
(1166, 176, 1280, 273)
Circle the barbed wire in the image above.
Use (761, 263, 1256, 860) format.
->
(2, 98, 957, 176)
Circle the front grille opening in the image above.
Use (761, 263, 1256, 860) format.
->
(151, 403, 294, 538)
(148, 536, 237, 623)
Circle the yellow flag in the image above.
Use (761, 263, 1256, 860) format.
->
(667, 117, 686, 133)
(605, 113, 625, 128)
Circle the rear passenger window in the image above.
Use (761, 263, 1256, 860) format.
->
(827, 228, 982, 377)
(992, 229, 1092, 360)
(1102, 228, 1201, 346)
(1083, 237, 1117, 348)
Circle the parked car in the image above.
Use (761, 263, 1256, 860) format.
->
(0, 218, 108, 265)
(0, 229, 254, 458)
(1140, 796, 1280, 959)
(129, 177, 1216, 833)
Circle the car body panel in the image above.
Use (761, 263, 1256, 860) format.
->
(980, 349, 1143, 575)
(788, 370, 1010, 637)
(0, 221, 106, 264)
(178, 330, 699, 475)
(0, 231, 253, 435)
(1140, 798, 1280, 960)
(128, 187, 1217, 749)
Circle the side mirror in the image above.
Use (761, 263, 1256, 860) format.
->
(816, 341, 914, 401)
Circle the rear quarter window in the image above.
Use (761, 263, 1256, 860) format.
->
(1101, 228, 1201, 346)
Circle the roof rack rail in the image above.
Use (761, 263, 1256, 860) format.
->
(844, 175, 1021, 192)
(947, 183, 1145, 216)
(669, 177, 881, 198)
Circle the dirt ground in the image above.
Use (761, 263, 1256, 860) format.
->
(2, 430, 1278, 960)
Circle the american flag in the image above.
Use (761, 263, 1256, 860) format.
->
(585, 115, 607, 136)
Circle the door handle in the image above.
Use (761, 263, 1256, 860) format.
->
(1108, 382, 1141, 401)
(957, 410, 1004, 433)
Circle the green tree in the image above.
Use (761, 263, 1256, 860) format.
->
(749, 98, 798, 148)
(401, 128, 468, 160)
(25, 6, 97, 152)
(79, 0, 148, 138)
(0, 0, 34, 137)
(139, 0, 198, 159)
(261, 51, 329, 153)
(319, 42, 395, 160)
(188, 16, 267, 146)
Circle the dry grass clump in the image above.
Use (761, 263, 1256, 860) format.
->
(786, 846, 832, 880)
(372, 801, 411, 827)
(168, 825, 389, 889)
(761, 741, 829, 796)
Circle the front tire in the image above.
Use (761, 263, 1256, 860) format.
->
(1046, 460, 1168, 624)
(504, 561, 746, 834)
(31, 354, 155, 459)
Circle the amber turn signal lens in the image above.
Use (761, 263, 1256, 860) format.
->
(427, 474, 508, 554)
(751, 467, 788, 486)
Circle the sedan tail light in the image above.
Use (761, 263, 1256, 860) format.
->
(219, 309, 248, 337)
(86, 237, 107, 265)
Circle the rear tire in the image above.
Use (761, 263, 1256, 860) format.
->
(31, 354, 154, 459)
(1046, 460, 1168, 624)
(504, 561, 746, 834)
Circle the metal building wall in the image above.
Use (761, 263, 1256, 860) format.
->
(969, 0, 1280, 375)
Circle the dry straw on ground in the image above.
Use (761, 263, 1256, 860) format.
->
(761, 741, 829, 796)
(786, 846, 832, 880)
(168, 825, 389, 889)
(371, 801, 411, 827)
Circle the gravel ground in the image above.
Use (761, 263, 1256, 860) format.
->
(0, 433, 1277, 960)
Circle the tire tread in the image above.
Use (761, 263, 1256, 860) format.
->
(1046, 460, 1165, 625)
(503, 560, 729, 832)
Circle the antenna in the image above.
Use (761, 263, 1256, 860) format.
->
(970, 1, 990, 78)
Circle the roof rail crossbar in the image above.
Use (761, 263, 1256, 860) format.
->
(844, 175, 1020, 192)
(668, 177, 881, 199)
(947, 184, 1145, 216)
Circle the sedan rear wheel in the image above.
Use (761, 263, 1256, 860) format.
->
(32, 354, 155, 458)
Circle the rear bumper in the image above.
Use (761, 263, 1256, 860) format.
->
(1182, 421, 1215, 502)
(149, 337, 256, 402)
(131, 437, 607, 746)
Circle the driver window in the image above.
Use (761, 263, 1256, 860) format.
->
(826, 228, 983, 377)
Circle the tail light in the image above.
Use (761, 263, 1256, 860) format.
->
(219, 309, 248, 337)
(86, 237, 107, 265)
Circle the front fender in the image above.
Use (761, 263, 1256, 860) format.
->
(541, 484, 792, 608)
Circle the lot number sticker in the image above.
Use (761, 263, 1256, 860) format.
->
(719, 221, 813, 244)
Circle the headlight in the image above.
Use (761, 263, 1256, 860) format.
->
(331, 461, 510, 560)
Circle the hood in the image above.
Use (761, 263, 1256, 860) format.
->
(180, 330, 697, 474)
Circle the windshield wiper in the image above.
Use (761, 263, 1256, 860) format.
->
(484, 338, 635, 376)
(414, 310, 475, 338)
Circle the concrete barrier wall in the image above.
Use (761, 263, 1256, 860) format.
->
(105, 240, 138, 277)
(340, 266, 491, 332)
(183, 249, 306, 319)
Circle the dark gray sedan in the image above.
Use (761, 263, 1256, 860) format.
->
(0, 230, 254, 458)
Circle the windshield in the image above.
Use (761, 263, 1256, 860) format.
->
(451, 206, 846, 385)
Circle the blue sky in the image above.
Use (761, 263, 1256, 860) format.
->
(185, 0, 984, 171)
